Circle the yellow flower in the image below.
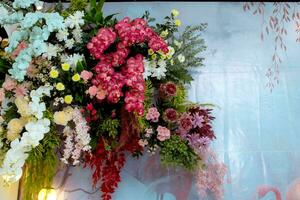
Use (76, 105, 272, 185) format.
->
(63, 106, 74, 117)
(53, 109, 73, 126)
(167, 54, 172, 60)
(49, 69, 59, 78)
(170, 59, 174, 65)
(175, 19, 181, 27)
(171, 9, 179, 17)
(56, 82, 65, 91)
(160, 30, 168, 38)
(7, 118, 26, 141)
(157, 50, 164, 55)
(148, 49, 154, 55)
(15, 97, 30, 117)
(64, 95, 73, 104)
(160, 54, 167, 60)
(151, 54, 157, 60)
(61, 63, 70, 71)
(1, 39, 9, 48)
(72, 73, 80, 82)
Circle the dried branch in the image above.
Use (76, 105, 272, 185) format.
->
(243, 2, 300, 91)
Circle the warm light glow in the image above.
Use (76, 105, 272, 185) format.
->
(38, 188, 57, 200)
(35, 2, 44, 10)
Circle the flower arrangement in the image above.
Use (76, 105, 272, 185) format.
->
(0, 1, 226, 200)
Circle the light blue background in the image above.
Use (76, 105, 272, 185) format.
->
(54, 2, 300, 200)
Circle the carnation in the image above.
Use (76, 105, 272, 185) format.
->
(146, 107, 160, 122)
(80, 70, 93, 82)
(157, 126, 171, 141)
(163, 108, 178, 122)
(159, 82, 177, 98)
(178, 113, 193, 134)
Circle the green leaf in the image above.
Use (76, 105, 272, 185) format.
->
(76, 60, 84, 72)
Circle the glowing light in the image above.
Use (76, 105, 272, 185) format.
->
(38, 188, 57, 200)
(35, 2, 44, 10)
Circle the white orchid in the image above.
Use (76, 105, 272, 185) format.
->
(65, 11, 84, 29)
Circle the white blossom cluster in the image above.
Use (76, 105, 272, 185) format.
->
(56, 11, 85, 49)
(143, 59, 167, 80)
(0, 86, 52, 183)
(61, 108, 91, 165)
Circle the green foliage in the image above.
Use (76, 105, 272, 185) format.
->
(3, 104, 19, 122)
(144, 80, 154, 110)
(167, 84, 189, 112)
(160, 135, 198, 170)
(84, 0, 117, 34)
(99, 118, 120, 138)
(165, 25, 207, 84)
(142, 11, 156, 23)
(22, 129, 60, 200)
(61, 0, 88, 17)
(0, 138, 9, 166)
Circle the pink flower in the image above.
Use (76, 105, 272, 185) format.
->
(26, 63, 37, 78)
(178, 113, 193, 133)
(87, 86, 98, 97)
(80, 70, 93, 82)
(0, 88, 5, 102)
(87, 17, 167, 116)
(157, 126, 171, 141)
(14, 84, 28, 97)
(159, 82, 177, 98)
(145, 128, 153, 137)
(146, 107, 160, 122)
(195, 149, 227, 200)
(138, 139, 148, 147)
(96, 89, 106, 100)
(2, 75, 17, 91)
(11, 41, 27, 59)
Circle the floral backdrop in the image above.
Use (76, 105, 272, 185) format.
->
(1, 2, 300, 200)
(56, 2, 300, 200)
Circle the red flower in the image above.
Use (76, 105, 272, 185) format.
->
(159, 82, 177, 98)
(164, 108, 178, 122)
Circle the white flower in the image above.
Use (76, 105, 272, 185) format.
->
(65, 11, 84, 29)
(72, 28, 83, 43)
(43, 43, 61, 60)
(28, 86, 52, 119)
(0, 118, 50, 183)
(1, 97, 13, 115)
(174, 40, 183, 48)
(143, 59, 167, 80)
(177, 54, 185, 63)
(56, 29, 69, 42)
(167, 46, 175, 57)
(61, 109, 91, 165)
(143, 59, 153, 79)
(65, 39, 75, 49)
(29, 101, 46, 119)
(152, 59, 167, 80)
(152, 66, 167, 80)
(0, 85, 53, 183)
(61, 53, 83, 68)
